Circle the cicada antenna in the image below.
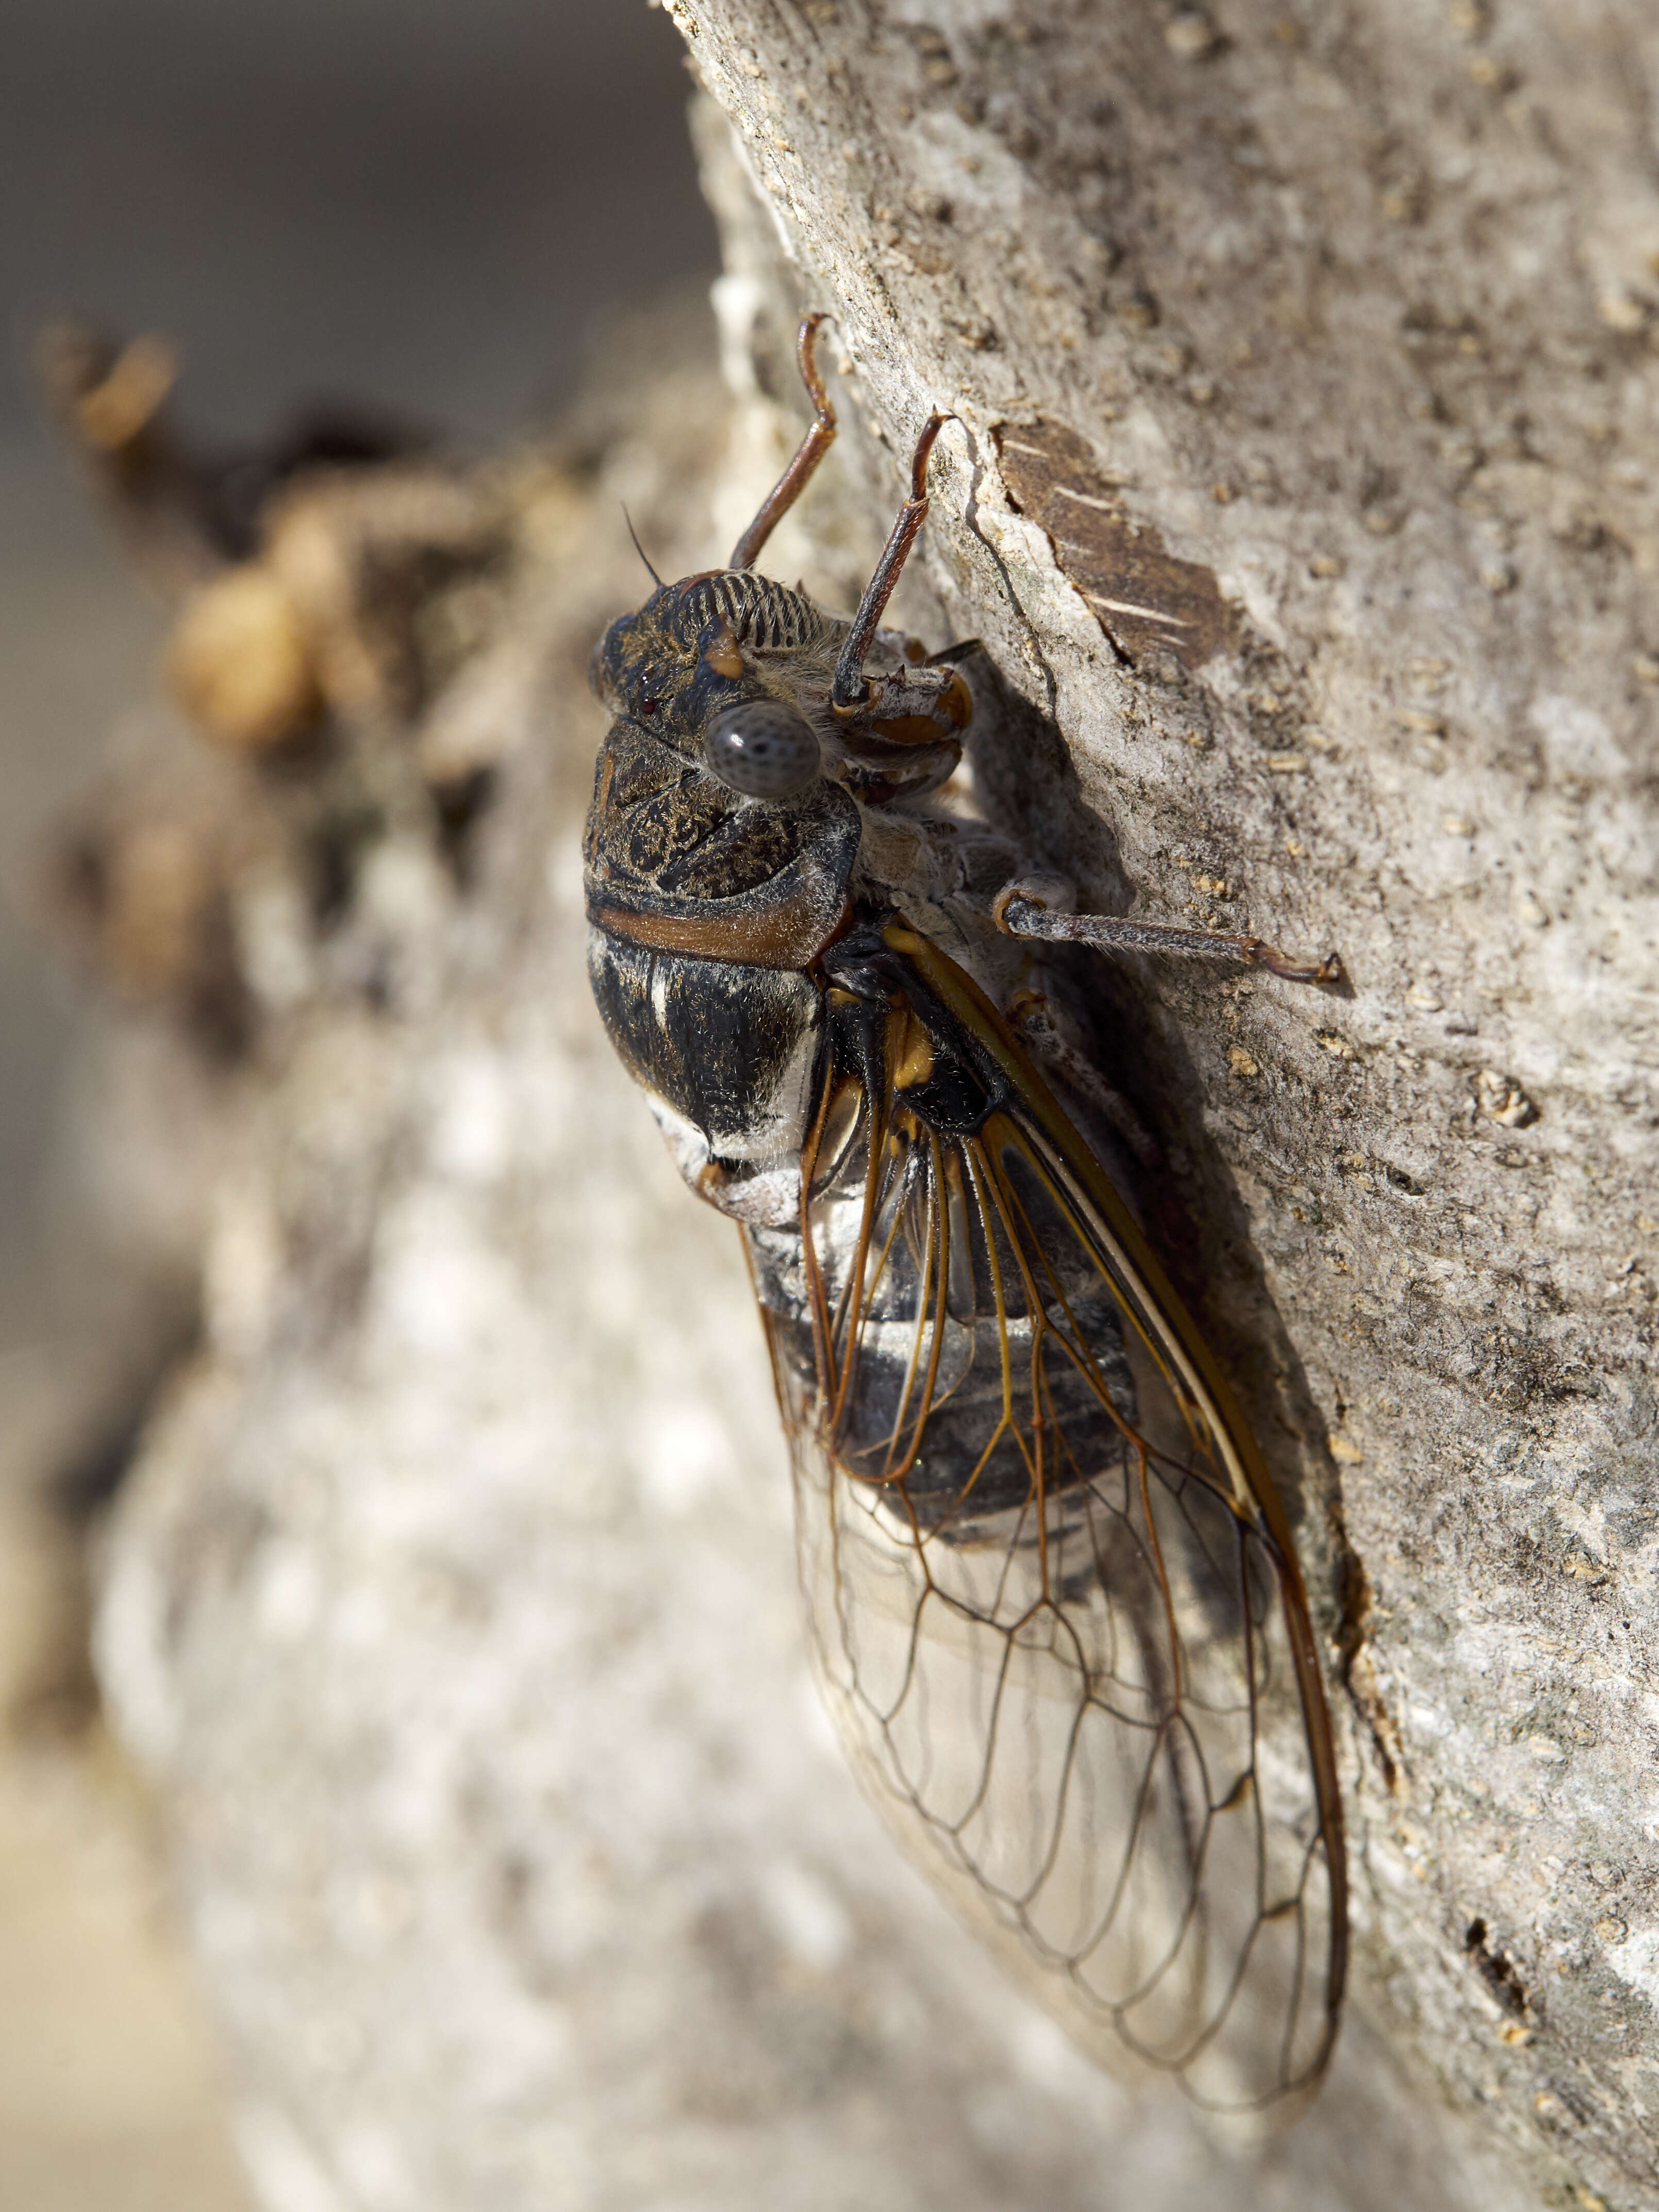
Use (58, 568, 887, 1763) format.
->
(621, 505, 664, 588)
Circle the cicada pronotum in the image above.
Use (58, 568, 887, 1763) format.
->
(584, 316, 1348, 2116)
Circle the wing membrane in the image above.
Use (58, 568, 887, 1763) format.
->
(749, 931, 1346, 2113)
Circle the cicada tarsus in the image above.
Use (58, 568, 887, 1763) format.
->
(583, 315, 1349, 2117)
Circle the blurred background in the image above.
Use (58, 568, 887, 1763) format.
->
(0, 8, 711, 2205)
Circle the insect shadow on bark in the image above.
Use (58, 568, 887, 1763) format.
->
(961, 645, 1356, 1561)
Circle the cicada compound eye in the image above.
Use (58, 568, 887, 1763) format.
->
(704, 700, 820, 799)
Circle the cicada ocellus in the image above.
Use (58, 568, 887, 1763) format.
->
(583, 317, 1348, 2115)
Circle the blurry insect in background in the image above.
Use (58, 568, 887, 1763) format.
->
(583, 315, 1348, 2116)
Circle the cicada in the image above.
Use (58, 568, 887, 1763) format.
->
(584, 317, 1348, 2115)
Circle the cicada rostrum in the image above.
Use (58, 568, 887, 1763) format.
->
(584, 317, 1348, 2115)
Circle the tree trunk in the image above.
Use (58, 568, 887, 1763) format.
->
(65, 6, 1659, 2209)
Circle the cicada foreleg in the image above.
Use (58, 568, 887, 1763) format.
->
(1004, 989, 1162, 1170)
(728, 313, 838, 572)
(831, 410, 958, 713)
(993, 877, 1342, 987)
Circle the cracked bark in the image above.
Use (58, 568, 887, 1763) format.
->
(56, 6, 1659, 2209)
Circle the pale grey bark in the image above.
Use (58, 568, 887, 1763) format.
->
(71, 6, 1659, 2208)
(671, 6, 1659, 2198)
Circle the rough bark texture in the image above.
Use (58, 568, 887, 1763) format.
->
(66, 5, 1659, 2208)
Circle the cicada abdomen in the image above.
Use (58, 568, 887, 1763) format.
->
(583, 316, 1346, 2115)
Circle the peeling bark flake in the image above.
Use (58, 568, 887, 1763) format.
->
(996, 420, 1235, 669)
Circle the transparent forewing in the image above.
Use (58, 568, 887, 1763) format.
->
(749, 1006, 1345, 2114)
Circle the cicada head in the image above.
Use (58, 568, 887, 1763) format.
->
(589, 569, 841, 760)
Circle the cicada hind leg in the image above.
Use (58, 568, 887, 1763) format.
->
(992, 877, 1343, 987)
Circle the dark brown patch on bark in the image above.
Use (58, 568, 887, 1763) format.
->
(996, 421, 1235, 669)
(1463, 1919, 1534, 2022)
